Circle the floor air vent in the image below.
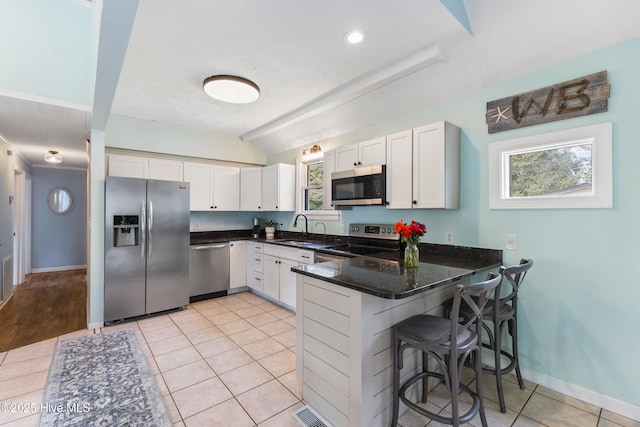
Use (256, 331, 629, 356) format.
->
(292, 405, 333, 427)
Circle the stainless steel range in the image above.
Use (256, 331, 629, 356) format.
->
(314, 223, 401, 273)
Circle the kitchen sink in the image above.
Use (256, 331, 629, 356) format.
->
(273, 239, 326, 247)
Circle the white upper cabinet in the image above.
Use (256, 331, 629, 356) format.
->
(261, 163, 296, 211)
(147, 158, 184, 181)
(413, 122, 460, 209)
(386, 121, 460, 209)
(240, 167, 263, 211)
(184, 162, 240, 211)
(107, 154, 147, 178)
(211, 165, 240, 210)
(107, 154, 183, 181)
(323, 149, 336, 210)
(335, 137, 386, 172)
(385, 130, 414, 209)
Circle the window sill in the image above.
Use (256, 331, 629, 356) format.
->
(295, 210, 341, 221)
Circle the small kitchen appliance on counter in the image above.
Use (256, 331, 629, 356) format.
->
(252, 217, 260, 239)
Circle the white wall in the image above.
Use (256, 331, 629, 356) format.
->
(106, 114, 266, 165)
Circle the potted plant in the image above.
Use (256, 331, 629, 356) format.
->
(265, 220, 277, 239)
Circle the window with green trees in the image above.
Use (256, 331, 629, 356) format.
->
(509, 142, 592, 197)
(303, 161, 324, 210)
(489, 122, 612, 209)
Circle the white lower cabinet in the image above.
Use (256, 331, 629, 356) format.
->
(262, 243, 305, 309)
(229, 241, 246, 289)
(248, 242, 264, 293)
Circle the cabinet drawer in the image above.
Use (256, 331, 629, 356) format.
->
(253, 272, 264, 293)
(254, 254, 264, 273)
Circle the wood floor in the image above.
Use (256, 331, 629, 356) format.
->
(0, 269, 87, 352)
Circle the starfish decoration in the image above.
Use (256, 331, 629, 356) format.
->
(491, 106, 510, 123)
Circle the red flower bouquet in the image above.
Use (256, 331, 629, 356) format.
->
(395, 220, 426, 267)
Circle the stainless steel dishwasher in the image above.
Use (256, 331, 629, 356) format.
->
(189, 242, 230, 301)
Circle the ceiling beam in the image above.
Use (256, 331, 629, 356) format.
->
(241, 44, 444, 143)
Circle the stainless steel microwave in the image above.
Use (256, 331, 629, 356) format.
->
(331, 165, 386, 206)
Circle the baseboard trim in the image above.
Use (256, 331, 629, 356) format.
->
(481, 350, 640, 422)
(520, 366, 640, 422)
(31, 264, 87, 273)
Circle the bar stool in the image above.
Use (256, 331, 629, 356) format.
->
(391, 272, 503, 427)
(444, 259, 533, 413)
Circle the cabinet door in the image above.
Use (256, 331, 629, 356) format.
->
(323, 149, 336, 210)
(263, 255, 280, 300)
(279, 258, 298, 309)
(229, 241, 247, 289)
(245, 241, 255, 288)
(107, 154, 147, 178)
(212, 165, 240, 210)
(386, 130, 413, 209)
(335, 144, 359, 172)
(261, 164, 279, 211)
(413, 122, 460, 209)
(147, 158, 184, 181)
(183, 162, 212, 210)
(240, 167, 262, 211)
(358, 137, 386, 167)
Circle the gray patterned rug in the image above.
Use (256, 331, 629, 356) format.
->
(39, 328, 172, 427)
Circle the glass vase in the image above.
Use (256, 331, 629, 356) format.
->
(404, 241, 419, 268)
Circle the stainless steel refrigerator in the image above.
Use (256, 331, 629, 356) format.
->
(105, 176, 190, 322)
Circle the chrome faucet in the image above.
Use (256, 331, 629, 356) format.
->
(293, 214, 309, 240)
(315, 222, 327, 242)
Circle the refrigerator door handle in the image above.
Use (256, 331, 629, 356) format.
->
(140, 201, 146, 259)
(148, 200, 153, 259)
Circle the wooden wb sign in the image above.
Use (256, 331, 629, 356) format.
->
(485, 71, 610, 133)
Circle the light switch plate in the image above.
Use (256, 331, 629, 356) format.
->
(506, 233, 518, 250)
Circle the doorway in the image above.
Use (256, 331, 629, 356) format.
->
(12, 168, 31, 286)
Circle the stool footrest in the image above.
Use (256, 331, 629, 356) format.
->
(399, 371, 481, 425)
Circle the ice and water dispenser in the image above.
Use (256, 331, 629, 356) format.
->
(113, 215, 140, 247)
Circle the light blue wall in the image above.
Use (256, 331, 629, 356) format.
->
(31, 167, 87, 269)
(0, 0, 91, 106)
(268, 38, 640, 409)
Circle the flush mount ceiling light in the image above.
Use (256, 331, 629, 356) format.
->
(44, 150, 62, 164)
(344, 30, 364, 44)
(203, 75, 260, 104)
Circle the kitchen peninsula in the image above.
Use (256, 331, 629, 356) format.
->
(292, 246, 501, 427)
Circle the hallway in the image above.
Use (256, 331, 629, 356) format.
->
(0, 269, 86, 352)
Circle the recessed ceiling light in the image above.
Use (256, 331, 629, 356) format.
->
(203, 75, 260, 104)
(344, 30, 364, 45)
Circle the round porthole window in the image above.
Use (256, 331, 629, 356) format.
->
(48, 187, 73, 215)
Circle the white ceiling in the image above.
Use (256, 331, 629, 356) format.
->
(3, 0, 640, 169)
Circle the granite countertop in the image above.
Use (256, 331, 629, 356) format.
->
(292, 248, 502, 300)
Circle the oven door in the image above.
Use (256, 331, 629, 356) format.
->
(331, 165, 386, 206)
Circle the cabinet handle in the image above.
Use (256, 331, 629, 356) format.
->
(214, 206, 217, 209)
(385, 201, 390, 205)
(301, 255, 310, 259)
(255, 258, 261, 261)
(353, 162, 357, 166)
(412, 200, 417, 205)
(358, 161, 362, 165)
(275, 206, 278, 209)
(210, 206, 214, 209)
(255, 277, 261, 281)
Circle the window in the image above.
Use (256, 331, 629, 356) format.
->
(489, 122, 612, 209)
(296, 154, 340, 220)
(303, 161, 324, 211)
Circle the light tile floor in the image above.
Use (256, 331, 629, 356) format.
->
(0, 291, 638, 426)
